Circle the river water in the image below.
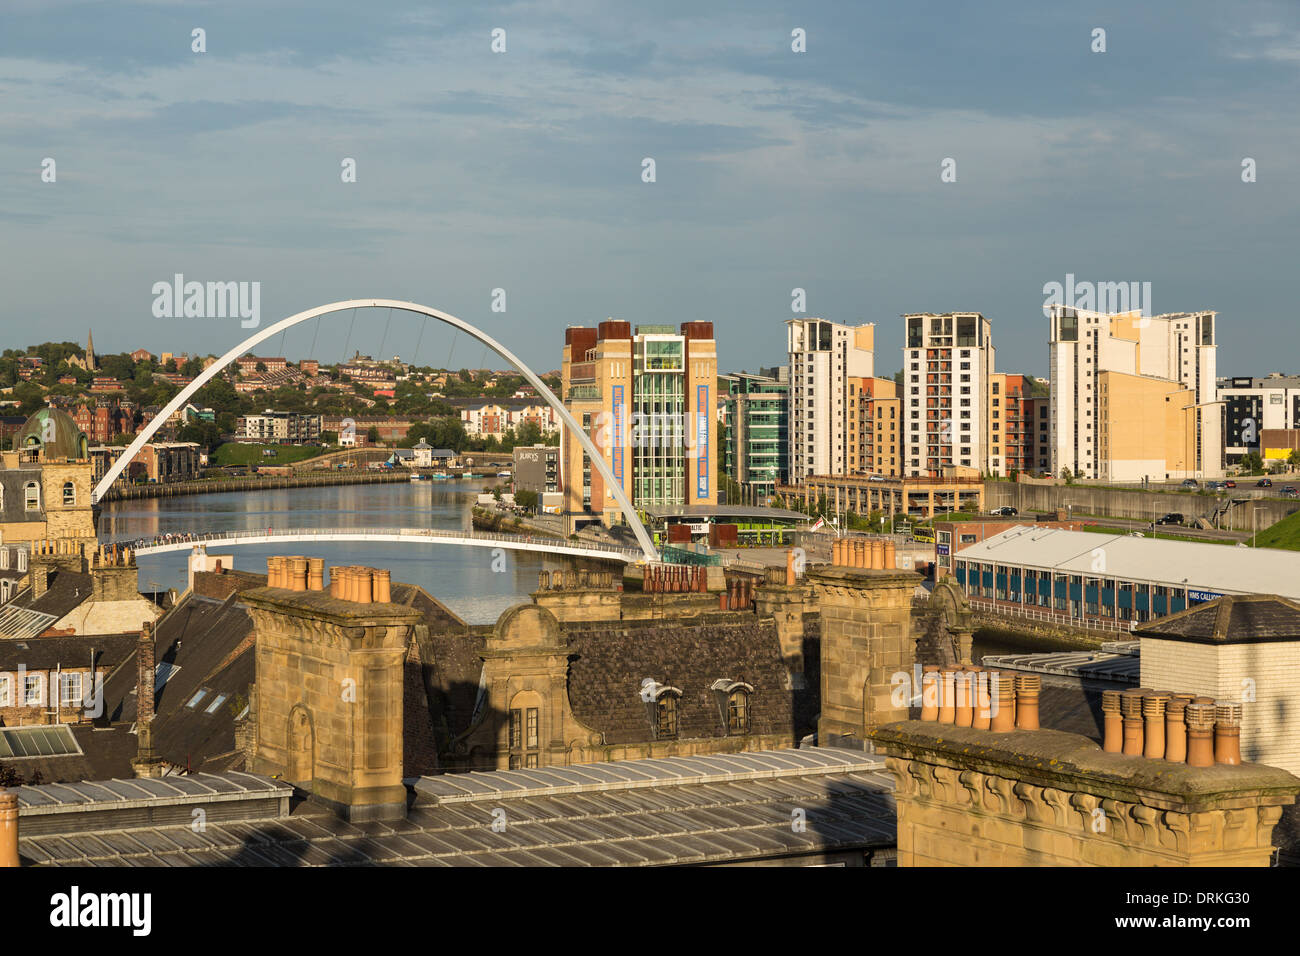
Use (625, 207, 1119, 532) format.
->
(98, 481, 560, 625)
(100, 482, 1089, 652)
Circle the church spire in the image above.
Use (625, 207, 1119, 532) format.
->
(86, 329, 95, 371)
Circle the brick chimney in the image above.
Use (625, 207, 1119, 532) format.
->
(131, 621, 164, 778)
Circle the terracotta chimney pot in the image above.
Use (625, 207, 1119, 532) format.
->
(0, 791, 18, 868)
(308, 557, 325, 592)
(373, 568, 392, 604)
(1214, 701, 1243, 766)
(989, 672, 1016, 732)
(1164, 695, 1191, 763)
(954, 668, 974, 727)
(1120, 689, 1146, 756)
(1014, 674, 1040, 730)
(920, 666, 940, 721)
(884, 540, 896, 570)
(1185, 702, 1216, 768)
(1142, 691, 1170, 759)
(1101, 689, 1123, 753)
(938, 671, 957, 724)
(968, 667, 990, 730)
(356, 568, 373, 604)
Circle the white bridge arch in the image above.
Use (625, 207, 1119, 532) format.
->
(94, 299, 659, 562)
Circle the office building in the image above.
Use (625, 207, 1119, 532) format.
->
(721, 369, 788, 498)
(512, 444, 560, 494)
(560, 320, 716, 529)
(786, 318, 875, 482)
(1048, 306, 1222, 480)
(902, 312, 995, 476)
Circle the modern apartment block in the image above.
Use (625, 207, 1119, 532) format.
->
(1023, 395, 1052, 474)
(786, 318, 875, 482)
(1218, 374, 1300, 466)
(237, 409, 322, 443)
(1048, 306, 1222, 480)
(561, 321, 717, 529)
(848, 376, 901, 477)
(721, 369, 788, 497)
(902, 312, 995, 477)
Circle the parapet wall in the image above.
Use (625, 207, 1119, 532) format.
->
(875, 721, 1300, 866)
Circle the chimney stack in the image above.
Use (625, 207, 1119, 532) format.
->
(137, 621, 156, 724)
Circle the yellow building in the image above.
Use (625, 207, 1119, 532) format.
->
(560, 321, 717, 530)
(847, 376, 901, 477)
(1096, 370, 1199, 481)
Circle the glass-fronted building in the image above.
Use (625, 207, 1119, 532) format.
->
(722, 369, 788, 499)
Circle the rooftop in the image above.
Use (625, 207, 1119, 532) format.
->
(955, 526, 1300, 599)
(16, 748, 897, 867)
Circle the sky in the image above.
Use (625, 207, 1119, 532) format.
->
(2, 0, 1299, 379)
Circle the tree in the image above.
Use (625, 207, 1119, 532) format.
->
(515, 489, 539, 512)
(1289, 449, 1300, 470)
(366, 426, 380, 444)
(1239, 451, 1262, 475)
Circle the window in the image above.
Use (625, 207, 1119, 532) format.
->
(509, 694, 543, 768)
(24, 481, 40, 511)
(60, 672, 83, 708)
(727, 691, 749, 734)
(24, 673, 44, 706)
(0, 675, 10, 707)
(656, 695, 678, 739)
(62, 481, 75, 506)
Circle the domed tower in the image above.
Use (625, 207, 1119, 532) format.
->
(12, 407, 90, 462)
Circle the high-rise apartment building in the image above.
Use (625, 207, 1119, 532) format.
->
(561, 321, 716, 529)
(1023, 395, 1052, 475)
(786, 319, 875, 482)
(1218, 374, 1300, 466)
(902, 312, 995, 477)
(721, 369, 788, 497)
(847, 376, 901, 477)
(1048, 306, 1222, 480)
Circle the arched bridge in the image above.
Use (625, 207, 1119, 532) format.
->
(91, 298, 659, 562)
(126, 527, 646, 563)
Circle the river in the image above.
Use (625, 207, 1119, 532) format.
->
(98, 481, 563, 625)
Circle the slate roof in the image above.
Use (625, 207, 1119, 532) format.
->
(565, 615, 797, 745)
(17, 749, 897, 867)
(0, 632, 137, 671)
(12, 570, 94, 622)
(1135, 593, 1300, 644)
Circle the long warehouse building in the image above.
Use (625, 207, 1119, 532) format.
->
(951, 526, 1300, 630)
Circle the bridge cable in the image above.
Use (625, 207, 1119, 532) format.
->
(412, 314, 426, 367)
(342, 306, 358, 363)
(308, 313, 320, 363)
(377, 306, 392, 360)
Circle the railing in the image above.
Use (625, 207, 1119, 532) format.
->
(966, 596, 1138, 634)
(123, 526, 648, 560)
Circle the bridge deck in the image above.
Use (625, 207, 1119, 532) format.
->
(125, 527, 647, 563)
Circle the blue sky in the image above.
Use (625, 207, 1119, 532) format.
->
(2, 0, 1299, 378)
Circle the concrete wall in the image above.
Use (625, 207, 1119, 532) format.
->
(984, 480, 1297, 531)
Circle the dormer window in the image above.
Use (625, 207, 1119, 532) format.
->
(24, 481, 40, 511)
(640, 678, 682, 740)
(711, 680, 755, 735)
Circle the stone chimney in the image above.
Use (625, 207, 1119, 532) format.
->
(805, 562, 922, 745)
(247, 561, 422, 822)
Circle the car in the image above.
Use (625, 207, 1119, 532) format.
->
(1205, 480, 1222, 490)
(1180, 478, 1199, 488)
(868, 474, 886, 482)
(990, 506, 1018, 517)
(1224, 480, 1237, 489)
(1257, 478, 1273, 488)
(1129, 531, 1145, 537)
(1283, 486, 1300, 499)
(1155, 513, 1184, 526)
